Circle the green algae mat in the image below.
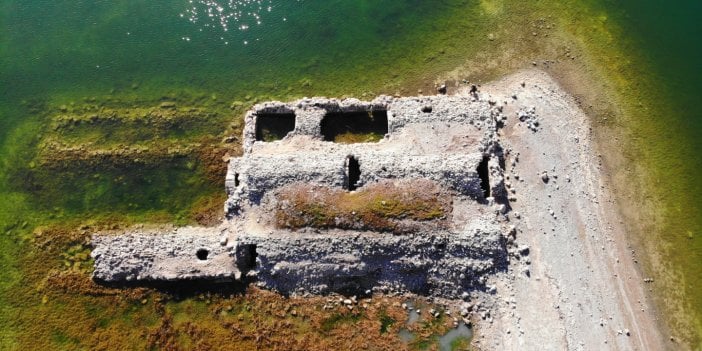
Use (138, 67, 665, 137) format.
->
(0, 0, 700, 349)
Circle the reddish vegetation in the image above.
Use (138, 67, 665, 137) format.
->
(10, 107, 460, 349)
(45, 271, 149, 300)
(144, 287, 453, 351)
(18, 222, 457, 350)
(275, 180, 451, 234)
(190, 192, 228, 226)
(196, 135, 242, 186)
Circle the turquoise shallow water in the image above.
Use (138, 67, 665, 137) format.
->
(0, 0, 701, 348)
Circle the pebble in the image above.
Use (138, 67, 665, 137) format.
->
(518, 245, 530, 256)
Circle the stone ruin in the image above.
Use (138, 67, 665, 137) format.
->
(91, 93, 514, 299)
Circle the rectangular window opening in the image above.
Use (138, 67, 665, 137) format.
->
(346, 156, 361, 191)
(321, 110, 388, 143)
(255, 113, 296, 142)
(477, 156, 491, 198)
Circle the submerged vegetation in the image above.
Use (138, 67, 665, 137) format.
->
(0, 0, 700, 349)
(333, 131, 385, 144)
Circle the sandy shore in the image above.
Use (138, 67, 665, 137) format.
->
(468, 69, 667, 350)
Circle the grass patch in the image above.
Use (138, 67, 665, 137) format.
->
(450, 336, 471, 350)
(333, 131, 384, 144)
(379, 311, 395, 334)
(50, 106, 223, 146)
(259, 129, 288, 142)
(410, 337, 435, 350)
(275, 180, 450, 233)
(321, 311, 361, 332)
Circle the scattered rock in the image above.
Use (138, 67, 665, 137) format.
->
(541, 172, 549, 183)
(517, 106, 540, 132)
(159, 101, 176, 109)
(222, 136, 237, 144)
(518, 245, 530, 256)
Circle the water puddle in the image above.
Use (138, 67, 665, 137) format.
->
(398, 328, 415, 343)
(405, 300, 420, 325)
(398, 299, 472, 350)
(437, 322, 472, 351)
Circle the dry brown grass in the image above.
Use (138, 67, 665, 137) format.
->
(142, 288, 454, 351)
(275, 180, 450, 234)
(189, 192, 228, 227)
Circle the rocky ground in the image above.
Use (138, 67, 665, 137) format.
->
(467, 70, 667, 350)
(90, 69, 669, 350)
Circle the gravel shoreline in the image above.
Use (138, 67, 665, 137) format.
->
(469, 69, 667, 350)
(90, 69, 669, 350)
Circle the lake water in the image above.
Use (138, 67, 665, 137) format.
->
(0, 0, 700, 348)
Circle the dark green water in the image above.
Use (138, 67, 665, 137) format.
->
(602, 0, 702, 340)
(0, 0, 700, 348)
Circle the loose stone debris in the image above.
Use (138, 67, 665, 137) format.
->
(90, 69, 667, 350)
(92, 93, 517, 302)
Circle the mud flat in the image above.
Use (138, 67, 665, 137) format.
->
(90, 69, 667, 350)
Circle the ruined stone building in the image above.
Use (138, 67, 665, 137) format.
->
(92, 94, 511, 299)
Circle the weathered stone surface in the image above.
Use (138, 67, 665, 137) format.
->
(92, 93, 511, 300)
(226, 153, 484, 211)
(91, 226, 238, 282)
(238, 224, 506, 298)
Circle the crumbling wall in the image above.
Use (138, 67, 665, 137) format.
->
(225, 153, 486, 215)
(242, 95, 499, 150)
(92, 93, 512, 303)
(91, 227, 236, 282)
(386, 95, 496, 133)
(237, 223, 507, 298)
